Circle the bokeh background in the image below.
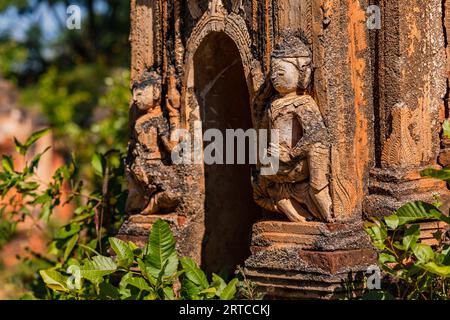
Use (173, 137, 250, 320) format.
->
(0, 0, 131, 298)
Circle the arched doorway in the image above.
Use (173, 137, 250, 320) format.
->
(194, 32, 261, 275)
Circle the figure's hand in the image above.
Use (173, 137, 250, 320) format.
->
(268, 142, 291, 163)
(161, 135, 178, 154)
(291, 141, 310, 159)
(267, 142, 279, 158)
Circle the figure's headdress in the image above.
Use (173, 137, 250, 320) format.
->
(132, 70, 162, 90)
(271, 34, 311, 59)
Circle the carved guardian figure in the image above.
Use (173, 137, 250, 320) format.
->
(253, 35, 333, 223)
(126, 71, 182, 215)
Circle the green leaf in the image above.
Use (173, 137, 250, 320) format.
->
(412, 243, 435, 263)
(79, 256, 117, 284)
(145, 219, 178, 278)
(220, 278, 238, 300)
(63, 234, 79, 263)
(25, 128, 50, 148)
(200, 287, 217, 299)
(99, 282, 120, 300)
(164, 287, 175, 300)
(384, 215, 399, 230)
(91, 153, 104, 177)
(55, 223, 81, 239)
(1, 155, 14, 173)
(16, 181, 39, 192)
(119, 272, 133, 299)
(14, 137, 26, 155)
(109, 237, 134, 268)
(443, 119, 450, 139)
(39, 269, 69, 292)
(364, 221, 387, 250)
(181, 278, 202, 300)
(27, 147, 51, 173)
(442, 247, 450, 265)
(421, 262, 450, 277)
(420, 168, 450, 181)
(126, 276, 152, 292)
(402, 224, 420, 251)
(211, 273, 227, 297)
(137, 259, 156, 286)
(180, 257, 209, 289)
(395, 201, 444, 225)
(40, 203, 52, 222)
(379, 253, 396, 264)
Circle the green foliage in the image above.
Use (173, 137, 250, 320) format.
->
(37, 68, 131, 184)
(38, 219, 239, 300)
(0, 38, 28, 80)
(365, 201, 450, 299)
(38, 67, 92, 128)
(1, 0, 131, 183)
(0, 129, 126, 297)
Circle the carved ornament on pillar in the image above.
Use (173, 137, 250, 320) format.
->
(381, 103, 421, 169)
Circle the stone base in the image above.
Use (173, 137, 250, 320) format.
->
(244, 220, 377, 299)
(364, 167, 450, 219)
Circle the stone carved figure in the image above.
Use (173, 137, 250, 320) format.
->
(126, 71, 182, 215)
(253, 36, 333, 223)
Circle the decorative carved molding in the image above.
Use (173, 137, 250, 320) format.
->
(184, 9, 263, 99)
(381, 103, 420, 168)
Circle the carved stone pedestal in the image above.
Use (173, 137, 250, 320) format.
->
(364, 167, 450, 220)
(244, 220, 377, 299)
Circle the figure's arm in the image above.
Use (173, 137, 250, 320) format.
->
(291, 102, 329, 159)
(252, 178, 279, 213)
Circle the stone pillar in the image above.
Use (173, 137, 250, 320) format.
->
(364, 0, 449, 219)
(439, 0, 450, 166)
(244, 0, 377, 299)
(130, 0, 155, 83)
(119, 0, 205, 263)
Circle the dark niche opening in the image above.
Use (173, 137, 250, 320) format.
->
(194, 32, 261, 276)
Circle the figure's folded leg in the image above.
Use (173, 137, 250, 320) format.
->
(290, 182, 322, 221)
(277, 198, 309, 222)
(308, 144, 333, 222)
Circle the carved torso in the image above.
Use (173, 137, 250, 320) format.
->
(133, 109, 170, 162)
(266, 94, 328, 183)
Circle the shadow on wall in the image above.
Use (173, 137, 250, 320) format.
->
(193, 32, 262, 276)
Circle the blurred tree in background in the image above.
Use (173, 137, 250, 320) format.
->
(0, 0, 131, 298)
(0, 0, 131, 175)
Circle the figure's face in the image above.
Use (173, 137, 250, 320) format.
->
(271, 58, 311, 94)
(271, 59, 299, 95)
(133, 84, 160, 111)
